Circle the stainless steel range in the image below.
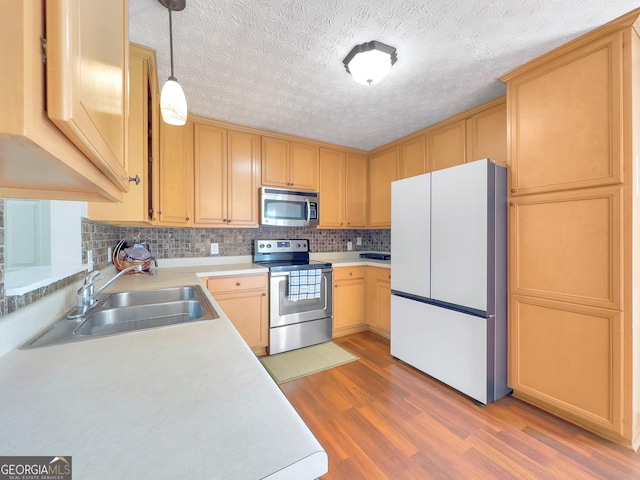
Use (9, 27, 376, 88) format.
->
(253, 239, 332, 355)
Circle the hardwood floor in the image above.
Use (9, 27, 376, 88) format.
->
(279, 332, 640, 479)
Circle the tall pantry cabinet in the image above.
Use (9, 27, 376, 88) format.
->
(501, 8, 640, 449)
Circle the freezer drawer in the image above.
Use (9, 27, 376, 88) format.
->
(391, 295, 491, 404)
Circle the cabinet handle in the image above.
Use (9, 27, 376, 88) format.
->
(186, 217, 190, 221)
(128, 175, 141, 185)
(349, 272, 352, 276)
(511, 188, 516, 193)
(236, 282, 241, 286)
(509, 202, 514, 206)
(262, 293, 266, 296)
(334, 284, 338, 288)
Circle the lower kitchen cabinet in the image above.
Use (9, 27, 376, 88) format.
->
(332, 267, 367, 337)
(366, 267, 391, 338)
(206, 274, 269, 356)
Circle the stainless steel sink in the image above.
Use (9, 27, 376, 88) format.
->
(21, 285, 219, 349)
(75, 300, 208, 336)
(99, 286, 197, 308)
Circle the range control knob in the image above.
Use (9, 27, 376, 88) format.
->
(259, 244, 264, 249)
(267, 244, 272, 248)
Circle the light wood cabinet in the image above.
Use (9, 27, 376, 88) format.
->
(501, 9, 640, 448)
(428, 119, 466, 172)
(157, 120, 193, 226)
(368, 147, 399, 228)
(207, 274, 269, 355)
(332, 267, 367, 337)
(400, 136, 427, 178)
(0, 0, 125, 202)
(366, 267, 391, 338)
(261, 136, 319, 190)
(45, 0, 129, 192)
(319, 149, 367, 228)
(193, 120, 260, 227)
(466, 100, 507, 166)
(89, 44, 159, 225)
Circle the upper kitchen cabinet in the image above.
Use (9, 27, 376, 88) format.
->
(89, 44, 159, 225)
(501, 8, 640, 449)
(319, 148, 367, 228)
(427, 119, 466, 172)
(193, 118, 260, 227)
(368, 146, 399, 228)
(465, 99, 507, 167)
(46, 0, 129, 191)
(0, 0, 126, 201)
(157, 119, 194, 226)
(400, 135, 427, 179)
(504, 36, 621, 196)
(261, 136, 319, 191)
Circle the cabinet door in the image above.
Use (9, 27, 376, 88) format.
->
(345, 154, 368, 228)
(261, 137, 290, 187)
(227, 130, 260, 226)
(158, 121, 193, 225)
(46, 0, 129, 191)
(290, 142, 319, 190)
(366, 267, 391, 338)
(333, 278, 366, 334)
(319, 148, 345, 227)
(428, 120, 466, 172)
(400, 136, 427, 178)
(215, 290, 269, 353)
(509, 295, 622, 434)
(508, 36, 622, 195)
(368, 147, 399, 228)
(88, 44, 157, 224)
(466, 101, 507, 166)
(194, 123, 227, 225)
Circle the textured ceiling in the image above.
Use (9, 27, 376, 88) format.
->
(129, 0, 640, 151)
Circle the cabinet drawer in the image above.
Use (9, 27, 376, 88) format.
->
(207, 274, 267, 293)
(334, 266, 366, 281)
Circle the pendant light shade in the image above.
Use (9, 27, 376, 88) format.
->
(158, 0, 187, 126)
(343, 41, 397, 86)
(160, 77, 187, 126)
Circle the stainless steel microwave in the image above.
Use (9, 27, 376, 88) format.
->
(260, 187, 319, 227)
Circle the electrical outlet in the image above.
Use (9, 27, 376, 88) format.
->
(107, 247, 113, 263)
(210, 243, 219, 255)
(347, 241, 353, 251)
(356, 236, 362, 246)
(87, 250, 94, 271)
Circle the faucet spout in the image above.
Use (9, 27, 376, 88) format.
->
(70, 265, 143, 319)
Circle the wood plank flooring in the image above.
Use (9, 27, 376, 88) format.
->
(279, 332, 640, 479)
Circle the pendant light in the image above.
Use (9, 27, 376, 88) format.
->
(343, 41, 397, 86)
(158, 0, 187, 126)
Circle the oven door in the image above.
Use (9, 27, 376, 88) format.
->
(269, 269, 332, 327)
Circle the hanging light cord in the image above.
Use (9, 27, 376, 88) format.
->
(168, 8, 176, 80)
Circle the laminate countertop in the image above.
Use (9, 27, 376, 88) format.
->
(0, 266, 327, 480)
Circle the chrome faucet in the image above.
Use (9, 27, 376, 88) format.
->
(68, 265, 142, 319)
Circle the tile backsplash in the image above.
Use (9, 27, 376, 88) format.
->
(0, 216, 390, 316)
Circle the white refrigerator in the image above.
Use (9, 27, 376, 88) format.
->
(390, 158, 509, 404)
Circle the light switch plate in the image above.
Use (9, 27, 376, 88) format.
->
(210, 243, 219, 255)
(356, 236, 362, 246)
(347, 241, 353, 251)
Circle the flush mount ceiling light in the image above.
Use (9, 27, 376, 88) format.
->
(158, 0, 187, 126)
(343, 41, 397, 86)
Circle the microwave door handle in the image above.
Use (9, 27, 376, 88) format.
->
(306, 199, 311, 225)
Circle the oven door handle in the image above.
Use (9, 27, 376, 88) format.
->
(306, 199, 311, 225)
(270, 268, 333, 278)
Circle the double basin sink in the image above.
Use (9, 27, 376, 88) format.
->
(21, 285, 219, 349)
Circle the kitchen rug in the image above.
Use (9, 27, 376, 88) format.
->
(260, 342, 359, 384)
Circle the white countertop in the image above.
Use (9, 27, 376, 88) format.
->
(0, 266, 327, 480)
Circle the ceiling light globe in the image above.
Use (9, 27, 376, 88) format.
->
(160, 78, 188, 126)
(348, 49, 393, 85)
